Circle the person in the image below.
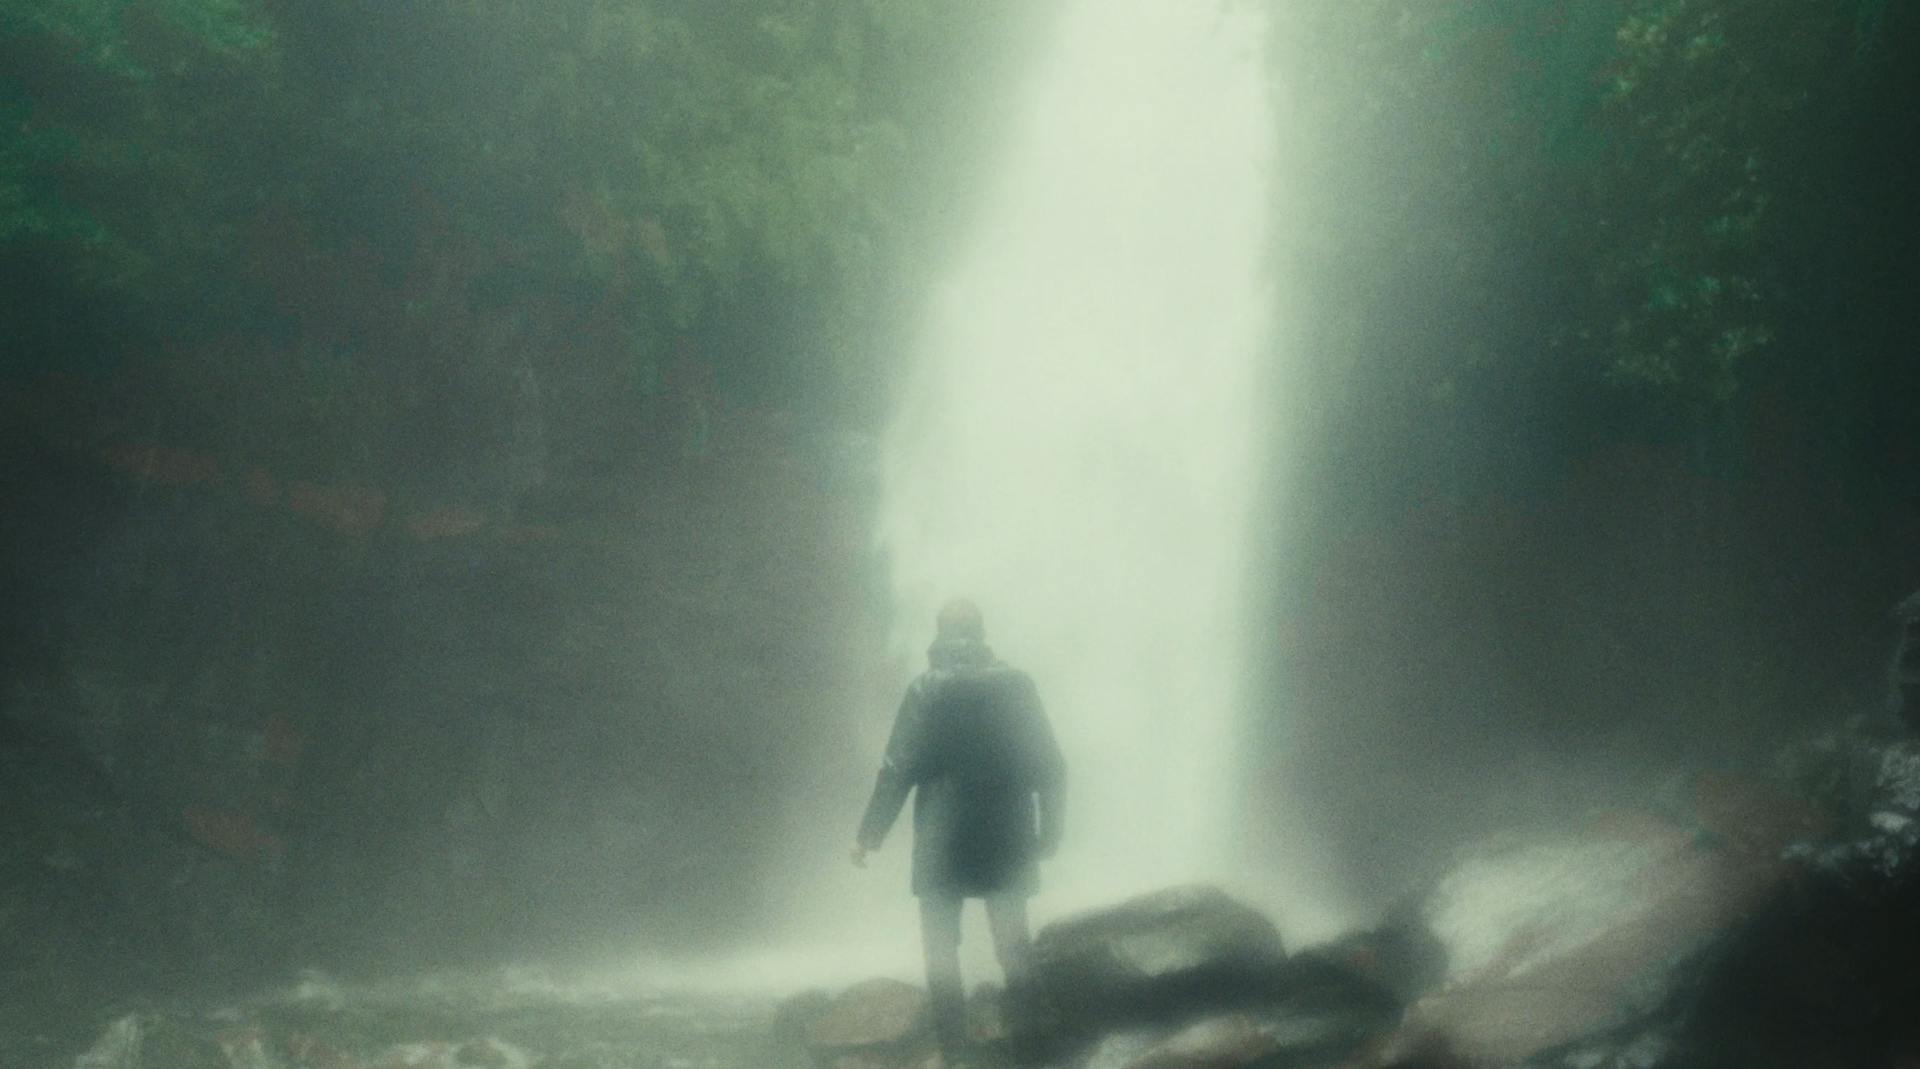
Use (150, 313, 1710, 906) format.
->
(852, 598, 1066, 1060)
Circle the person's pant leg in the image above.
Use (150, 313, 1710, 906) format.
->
(918, 894, 967, 1054)
(982, 892, 1033, 987)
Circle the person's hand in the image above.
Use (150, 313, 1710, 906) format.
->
(849, 843, 869, 868)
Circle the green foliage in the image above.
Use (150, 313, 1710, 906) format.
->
(1258, 0, 1920, 821)
(1275, 0, 1864, 428)
(1578, 0, 1852, 407)
(0, 95, 99, 244)
(2, 0, 1026, 475)
(0, 0, 275, 350)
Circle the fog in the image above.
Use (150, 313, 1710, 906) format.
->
(3, 0, 1919, 1064)
(732, 0, 1294, 987)
(878, 0, 1273, 908)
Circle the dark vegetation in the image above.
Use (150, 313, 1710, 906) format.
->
(1, 0, 1918, 1061)
(0, 0, 1052, 1048)
(1255, 0, 1920, 909)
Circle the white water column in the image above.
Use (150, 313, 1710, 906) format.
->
(877, 0, 1275, 906)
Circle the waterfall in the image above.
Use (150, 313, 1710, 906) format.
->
(877, 0, 1275, 906)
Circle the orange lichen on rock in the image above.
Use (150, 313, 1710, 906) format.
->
(287, 481, 387, 536)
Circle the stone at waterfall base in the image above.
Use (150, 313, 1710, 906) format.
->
(803, 886, 1405, 1069)
(793, 745, 1920, 1069)
(803, 978, 936, 1069)
(1010, 884, 1289, 1058)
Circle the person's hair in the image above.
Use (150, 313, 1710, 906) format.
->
(935, 598, 985, 641)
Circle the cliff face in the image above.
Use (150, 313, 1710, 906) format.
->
(0, 396, 891, 1024)
(0, 0, 1055, 1035)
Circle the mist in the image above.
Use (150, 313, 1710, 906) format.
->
(4, 0, 1919, 1066)
(879, 0, 1270, 903)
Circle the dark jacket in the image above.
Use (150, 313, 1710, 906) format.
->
(857, 637, 1066, 897)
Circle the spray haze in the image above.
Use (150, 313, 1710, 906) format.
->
(878, 0, 1277, 909)
(13, 1, 1916, 1060)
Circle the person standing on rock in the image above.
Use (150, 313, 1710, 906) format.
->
(852, 598, 1067, 1059)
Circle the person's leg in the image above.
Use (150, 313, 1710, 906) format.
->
(918, 894, 968, 1056)
(982, 892, 1033, 987)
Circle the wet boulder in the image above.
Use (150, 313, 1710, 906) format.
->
(1785, 733, 1920, 885)
(1112, 1013, 1307, 1069)
(73, 1013, 229, 1069)
(1633, 734, 1920, 1068)
(1356, 729, 1920, 1069)
(1073, 1004, 1400, 1069)
(774, 989, 835, 1048)
(1287, 908, 1447, 1013)
(1014, 886, 1287, 1059)
(1387, 811, 1791, 1066)
(805, 979, 935, 1069)
(1076, 1028, 1165, 1069)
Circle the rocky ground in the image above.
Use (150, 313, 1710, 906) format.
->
(790, 717, 1920, 1069)
(55, 978, 801, 1069)
(36, 718, 1920, 1069)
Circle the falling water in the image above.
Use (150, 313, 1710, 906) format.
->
(878, 0, 1275, 907)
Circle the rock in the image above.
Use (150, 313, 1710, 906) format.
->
(1120, 1015, 1277, 1069)
(805, 979, 934, 1069)
(456, 1038, 535, 1068)
(73, 1013, 229, 1069)
(1349, 725, 1920, 1069)
(1364, 1030, 1472, 1069)
(1397, 816, 1790, 1066)
(823, 1056, 915, 1069)
(1778, 730, 1920, 892)
(774, 990, 834, 1047)
(1033, 887, 1285, 987)
(530, 1056, 605, 1069)
(1270, 1005, 1399, 1062)
(1638, 752, 1920, 1067)
(1288, 909, 1446, 1012)
(74, 1015, 143, 1069)
(1078, 1029, 1166, 1069)
(283, 1029, 366, 1069)
(370, 1041, 462, 1069)
(1111, 1002, 1400, 1069)
(1016, 886, 1287, 1061)
(1689, 770, 1828, 858)
(1522, 1028, 1676, 1069)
